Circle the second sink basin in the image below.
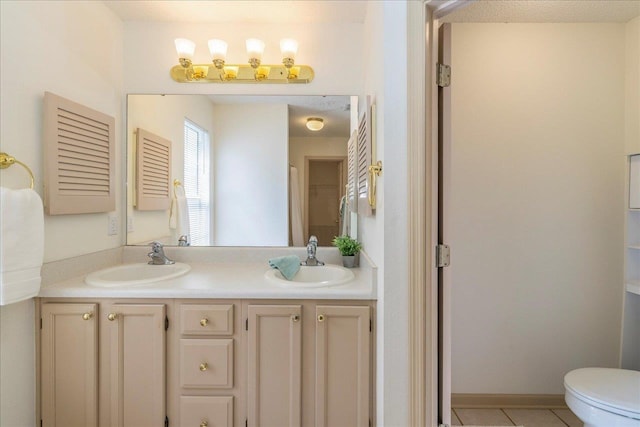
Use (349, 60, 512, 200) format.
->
(264, 265, 355, 288)
(85, 262, 191, 287)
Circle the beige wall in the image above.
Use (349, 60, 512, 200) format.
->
(362, 2, 411, 425)
(127, 95, 216, 245)
(0, 2, 123, 424)
(213, 104, 289, 246)
(625, 16, 640, 155)
(450, 23, 626, 394)
(289, 136, 349, 231)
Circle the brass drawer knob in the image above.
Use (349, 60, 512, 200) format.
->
(317, 314, 325, 322)
(200, 421, 208, 427)
(82, 312, 93, 321)
(200, 317, 209, 327)
(291, 314, 300, 322)
(107, 313, 117, 321)
(199, 362, 208, 372)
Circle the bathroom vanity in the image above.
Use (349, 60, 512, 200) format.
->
(35, 248, 377, 427)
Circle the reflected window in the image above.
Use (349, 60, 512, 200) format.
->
(184, 119, 211, 245)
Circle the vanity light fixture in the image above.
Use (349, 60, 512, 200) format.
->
(306, 117, 324, 131)
(170, 37, 313, 83)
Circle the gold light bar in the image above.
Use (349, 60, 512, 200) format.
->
(170, 64, 314, 83)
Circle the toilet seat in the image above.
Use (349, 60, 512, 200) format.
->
(564, 368, 640, 420)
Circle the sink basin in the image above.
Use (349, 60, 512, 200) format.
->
(264, 265, 355, 288)
(85, 263, 191, 287)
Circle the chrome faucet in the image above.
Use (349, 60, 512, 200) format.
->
(302, 235, 324, 266)
(178, 234, 189, 246)
(147, 241, 175, 265)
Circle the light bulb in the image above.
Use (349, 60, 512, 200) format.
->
(280, 38, 298, 67)
(208, 39, 228, 68)
(175, 38, 195, 59)
(246, 38, 265, 67)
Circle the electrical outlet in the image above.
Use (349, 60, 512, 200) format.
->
(108, 215, 118, 236)
(127, 217, 134, 232)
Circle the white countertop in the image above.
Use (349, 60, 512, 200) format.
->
(39, 260, 376, 300)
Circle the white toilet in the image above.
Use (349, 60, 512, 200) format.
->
(564, 368, 640, 427)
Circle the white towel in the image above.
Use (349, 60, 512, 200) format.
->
(169, 184, 190, 244)
(0, 187, 44, 305)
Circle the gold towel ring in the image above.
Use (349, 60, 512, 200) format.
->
(0, 152, 34, 189)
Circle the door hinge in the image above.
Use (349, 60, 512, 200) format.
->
(165, 415, 169, 427)
(40, 420, 43, 427)
(245, 318, 248, 331)
(165, 316, 169, 331)
(436, 244, 451, 268)
(245, 419, 248, 427)
(40, 318, 42, 329)
(436, 63, 451, 87)
(369, 319, 372, 332)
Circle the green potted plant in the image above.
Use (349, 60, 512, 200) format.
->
(332, 235, 362, 268)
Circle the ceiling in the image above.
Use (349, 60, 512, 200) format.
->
(209, 95, 352, 138)
(439, 0, 640, 23)
(103, 0, 368, 24)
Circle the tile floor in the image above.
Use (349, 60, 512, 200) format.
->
(451, 408, 583, 427)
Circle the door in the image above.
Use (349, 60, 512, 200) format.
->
(315, 305, 370, 427)
(107, 303, 166, 427)
(437, 22, 453, 427)
(247, 305, 302, 427)
(306, 158, 346, 245)
(41, 303, 98, 427)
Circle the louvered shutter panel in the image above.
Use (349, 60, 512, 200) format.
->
(357, 106, 373, 217)
(43, 92, 116, 214)
(347, 130, 358, 214)
(135, 128, 172, 211)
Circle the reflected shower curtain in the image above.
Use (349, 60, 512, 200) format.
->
(289, 166, 304, 246)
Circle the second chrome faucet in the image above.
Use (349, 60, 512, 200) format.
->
(301, 235, 324, 266)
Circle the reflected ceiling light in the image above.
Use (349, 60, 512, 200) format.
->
(306, 117, 324, 131)
(171, 37, 313, 83)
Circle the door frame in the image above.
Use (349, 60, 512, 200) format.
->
(407, 1, 469, 426)
(303, 156, 347, 243)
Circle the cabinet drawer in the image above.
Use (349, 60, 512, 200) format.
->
(180, 304, 234, 336)
(180, 396, 233, 427)
(180, 339, 234, 389)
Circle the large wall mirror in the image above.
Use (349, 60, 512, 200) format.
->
(126, 94, 358, 247)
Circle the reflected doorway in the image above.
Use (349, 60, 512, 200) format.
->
(305, 157, 346, 246)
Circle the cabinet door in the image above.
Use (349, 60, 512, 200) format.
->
(41, 303, 98, 427)
(107, 304, 166, 427)
(248, 305, 302, 427)
(315, 305, 370, 427)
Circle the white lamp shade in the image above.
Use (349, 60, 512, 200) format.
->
(306, 118, 324, 131)
(246, 38, 265, 60)
(175, 38, 196, 59)
(280, 38, 298, 59)
(208, 39, 228, 61)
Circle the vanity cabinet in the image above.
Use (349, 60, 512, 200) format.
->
(39, 300, 168, 427)
(314, 305, 370, 427)
(247, 304, 303, 427)
(245, 302, 372, 427)
(41, 303, 99, 427)
(38, 299, 374, 427)
(174, 301, 240, 427)
(106, 303, 166, 427)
